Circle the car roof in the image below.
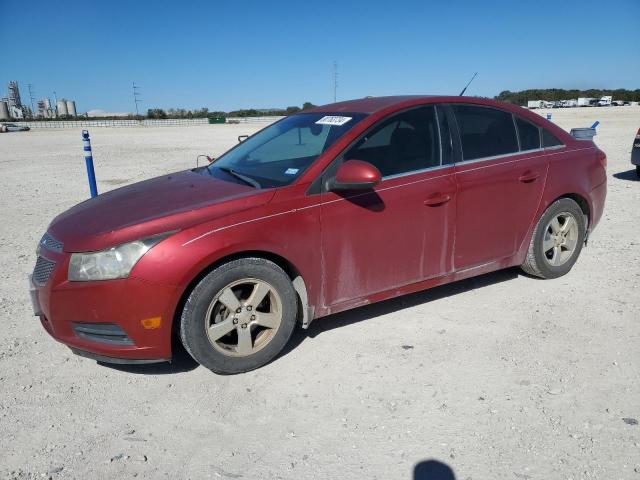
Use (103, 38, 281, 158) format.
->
(306, 95, 513, 114)
(304, 95, 574, 146)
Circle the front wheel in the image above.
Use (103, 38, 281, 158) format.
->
(521, 198, 586, 279)
(636, 165, 640, 178)
(180, 258, 298, 374)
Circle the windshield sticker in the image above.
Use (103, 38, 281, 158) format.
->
(315, 116, 352, 126)
(284, 168, 299, 175)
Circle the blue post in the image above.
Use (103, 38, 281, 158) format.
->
(81, 130, 98, 198)
(591, 121, 600, 129)
(546, 113, 552, 121)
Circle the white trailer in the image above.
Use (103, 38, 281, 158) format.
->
(527, 100, 544, 109)
(578, 97, 595, 107)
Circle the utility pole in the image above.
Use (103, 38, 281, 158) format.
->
(332, 61, 338, 102)
(27, 84, 35, 118)
(133, 82, 141, 117)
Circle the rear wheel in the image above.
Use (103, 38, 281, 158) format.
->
(636, 165, 640, 178)
(521, 198, 586, 279)
(180, 258, 298, 374)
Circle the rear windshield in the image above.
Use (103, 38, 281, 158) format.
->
(209, 112, 367, 188)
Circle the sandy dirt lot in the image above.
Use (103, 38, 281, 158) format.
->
(1, 107, 639, 479)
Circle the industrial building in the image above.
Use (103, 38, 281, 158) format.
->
(1, 81, 78, 120)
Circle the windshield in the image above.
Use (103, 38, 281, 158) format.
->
(209, 112, 366, 188)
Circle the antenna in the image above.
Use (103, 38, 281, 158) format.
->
(27, 84, 35, 118)
(133, 82, 142, 117)
(332, 61, 338, 102)
(459, 72, 478, 96)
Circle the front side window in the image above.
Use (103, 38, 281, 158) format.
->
(516, 117, 541, 151)
(344, 106, 441, 177)
(210, 112, 366, 188)
(453, 105, 519, 161)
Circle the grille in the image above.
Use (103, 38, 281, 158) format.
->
(40, 232, 63, 253)
(33, 256, 56, 286)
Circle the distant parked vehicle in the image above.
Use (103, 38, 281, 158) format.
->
(527, 100, 544, 109)
(632, 128, 640, 178)
(597, 96, 613, 107)
(1, 123, 30, 132)
(561, 99, 578, 108)
(578, 97, 596, 107)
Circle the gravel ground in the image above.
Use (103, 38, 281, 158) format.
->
(0, 107, 639, 479)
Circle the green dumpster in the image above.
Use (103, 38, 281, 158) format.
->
(208, 116, 226, 124)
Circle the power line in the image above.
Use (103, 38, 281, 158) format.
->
(133, 82, 142, 116)
(27, 84, 35, 118)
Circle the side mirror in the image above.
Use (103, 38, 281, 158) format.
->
(329, 160, 382, 191)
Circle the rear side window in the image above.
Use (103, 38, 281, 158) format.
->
(516, 117, 541, 151)
(453, 105, 519, 161)
(543, 129, 563, 148)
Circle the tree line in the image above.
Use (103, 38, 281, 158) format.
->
(496, 89, 640, 105)
(146, 102, 317, 119)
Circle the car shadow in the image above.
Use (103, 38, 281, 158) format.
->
(613, 169, 639, 181)
(282, 267, 520, 355)
(99, 339, 199, 375)
(414, 459, 456, 479)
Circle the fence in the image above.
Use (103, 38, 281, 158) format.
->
(11, 116, 282, 129)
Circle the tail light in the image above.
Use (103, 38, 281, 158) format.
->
(596, 149, 607, 170)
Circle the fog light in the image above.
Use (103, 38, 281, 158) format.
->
(140, 317, 162, 329)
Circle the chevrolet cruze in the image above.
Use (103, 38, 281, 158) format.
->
(30, 96, 607, 374)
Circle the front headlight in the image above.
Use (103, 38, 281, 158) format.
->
(68, 233, 172, 281)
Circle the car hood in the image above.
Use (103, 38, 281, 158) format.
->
(48, 169, 275, 252)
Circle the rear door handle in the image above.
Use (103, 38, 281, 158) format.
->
(518, 171, 540, 183)
(423, 193, 451, 207)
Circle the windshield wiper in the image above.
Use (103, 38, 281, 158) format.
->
(217, 166, 261, 189)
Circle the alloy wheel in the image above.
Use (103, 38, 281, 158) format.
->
(205, 278, 283, 357)
(542, 212, 580, 267)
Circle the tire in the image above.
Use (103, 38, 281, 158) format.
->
(180, 258, 298, 374)
(636, 165, 640, 178)
(521, 198, 586, 279)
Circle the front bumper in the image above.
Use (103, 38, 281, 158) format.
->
(32, 249, 178, 363)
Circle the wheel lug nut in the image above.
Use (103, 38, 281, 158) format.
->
(241, 323, 247, 329)
(236, 307, 241, 313)
(232, 318, 238, 324)
(251, 315, 256, 320)
(246, 305, 252, 311)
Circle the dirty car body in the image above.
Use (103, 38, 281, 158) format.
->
(31, 96, 607, 373)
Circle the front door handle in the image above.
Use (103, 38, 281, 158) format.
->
(424, 193, 451, 207)
(519, 171, 540, 183)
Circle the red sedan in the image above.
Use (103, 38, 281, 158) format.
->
(30, 96, 607, 374)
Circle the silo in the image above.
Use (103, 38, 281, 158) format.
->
(0, 101, 9, 120)
(56, 99, 68, 117)
(66, 100, 77, 117)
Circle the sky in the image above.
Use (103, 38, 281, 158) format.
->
(1, 0, 638, 114)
